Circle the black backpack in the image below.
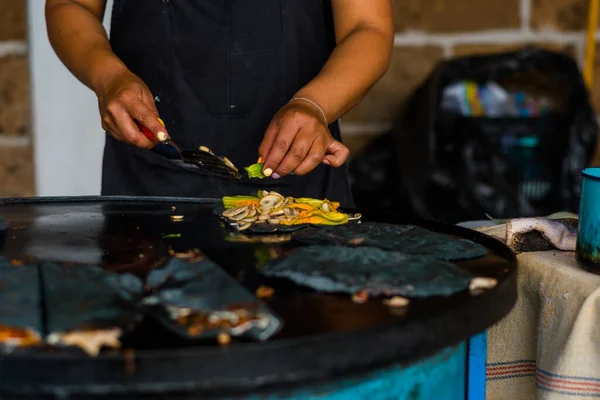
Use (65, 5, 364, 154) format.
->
(350, 47, 598, 223)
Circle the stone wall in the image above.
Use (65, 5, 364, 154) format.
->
(0, 0, 32, 197)
(0, 0, 597, 196)
(342, 0, 600, 159)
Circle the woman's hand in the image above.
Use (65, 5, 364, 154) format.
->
(95, 69, 168, 148)
(258, 101, 349, 178)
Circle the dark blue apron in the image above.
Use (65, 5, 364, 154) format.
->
(102, 0, 354, 206)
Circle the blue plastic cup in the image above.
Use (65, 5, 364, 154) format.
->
(577, 168, 600, 269)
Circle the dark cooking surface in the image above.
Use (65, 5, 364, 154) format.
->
(0, 196, 516, 398)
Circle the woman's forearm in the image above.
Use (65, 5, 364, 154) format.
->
(294, 25, 394, 123)
(45, 0, 128, 94)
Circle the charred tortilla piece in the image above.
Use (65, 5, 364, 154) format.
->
(263, 246, 473, 298)
(292, 222, 488, 261)
(41, 263, 142, 356)
(143, 257, 282, 341)
(0, 261, 43, 350)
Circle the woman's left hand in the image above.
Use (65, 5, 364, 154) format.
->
(258, 101, 349, 179)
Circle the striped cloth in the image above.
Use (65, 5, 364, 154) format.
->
(475, 219, 600, 399)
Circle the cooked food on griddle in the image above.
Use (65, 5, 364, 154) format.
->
(42, 263, 142, 356)
(469, 277, 498, 295)
(292, 222, 488, 261)
(263, 246, 474, 298)
(143, 257, 282, 342)
(255, 285, 274, 299)
(168, 248, 204, 262)
(220, 191, 360, 232)
(383, 296, 410, 308)
(47, 327, 121, 357)
(0, 262, 43, 351)
(351, 290, 369, 304)
(217, 331, 232, 345)
(0, 325, 41, 348)
(226, 233, 292, 244)
(166, 305, 273, 339)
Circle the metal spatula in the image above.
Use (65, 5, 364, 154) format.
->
(136, 121, 242, 180)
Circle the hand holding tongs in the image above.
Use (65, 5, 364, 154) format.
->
(136, 119, 242, 180)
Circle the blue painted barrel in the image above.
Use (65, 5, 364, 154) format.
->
(242, 344, 466, 400)
(232, 332, 487, 400)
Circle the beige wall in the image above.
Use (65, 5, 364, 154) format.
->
(0, 0, 597, 196)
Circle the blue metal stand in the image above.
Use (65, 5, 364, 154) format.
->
(238, 344, 467, 400)
(467, 331, 488, 400)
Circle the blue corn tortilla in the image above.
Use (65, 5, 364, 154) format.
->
(143, 257, 283, 341)
(262, 246, 474, 298)
(0, 260, 42, 338)
(292, 222, 487, 261)
(41, 263, 142, 335)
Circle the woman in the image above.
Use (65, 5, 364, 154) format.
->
(45, 0, 393, 206)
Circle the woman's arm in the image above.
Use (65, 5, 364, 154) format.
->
(297, 0, 394, 122)
(45, 0, 167, 147)
(259, 0, 394, 177)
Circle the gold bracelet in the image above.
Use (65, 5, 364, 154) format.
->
(288, 97, 328, 125)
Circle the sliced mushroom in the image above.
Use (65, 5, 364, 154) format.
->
(321, 202, 331, 213)
(348, 213, 362, 221)
(352, 290, 369, 304)
(240, 218, 256, 223)
(199, 146, 211, 153)
(258, 190, 269, 198)
(258, 206, 271, 215)
(247, 207, 257, 218)
(260, 195, 282, 210)
(268, 219, 281, 225)
(237, 222, 252, 231)
(258, 215, 270, 221)
(223, 206, 248, 219)
(269, 209, 285, 217)
(228, 208, 250, 221)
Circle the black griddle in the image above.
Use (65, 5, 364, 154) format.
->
(0, 196, 517, 399)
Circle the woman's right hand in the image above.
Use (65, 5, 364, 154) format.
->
(95, 69, 168, 148)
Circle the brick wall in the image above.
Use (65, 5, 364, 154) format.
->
(0, 0, 597, 196)
(0, 0, 32, 197)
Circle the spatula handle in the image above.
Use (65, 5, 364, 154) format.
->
(136, 121, 159, 143)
